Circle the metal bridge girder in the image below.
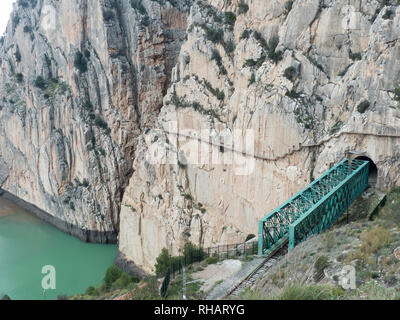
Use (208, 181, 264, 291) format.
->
(259, 159, 370, 255)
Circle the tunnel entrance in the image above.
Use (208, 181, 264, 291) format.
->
(355, 156, 378, 186)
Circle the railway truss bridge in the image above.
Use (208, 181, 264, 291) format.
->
(258, 158, 370, 255)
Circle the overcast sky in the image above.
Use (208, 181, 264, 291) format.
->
(0, 0, 15, 35)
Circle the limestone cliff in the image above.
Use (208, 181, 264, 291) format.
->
(1, 0, 400, 275)
(119, 0, 400, 273)
(0, 0, 192, 242)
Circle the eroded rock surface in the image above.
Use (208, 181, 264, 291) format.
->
(119, 0, 400, 272)
(1, 0, 400, 274)
(0, 0, 192, 242)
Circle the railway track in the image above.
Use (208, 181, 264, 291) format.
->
(224, 241, 289, 299)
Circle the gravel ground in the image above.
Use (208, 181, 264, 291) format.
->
(204, 257, 265, 300)
(192, 259, 242, 293)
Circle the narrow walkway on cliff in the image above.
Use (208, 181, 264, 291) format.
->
(162, 130, 400, 163)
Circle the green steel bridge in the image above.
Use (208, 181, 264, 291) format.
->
(258, 158, 370, 256)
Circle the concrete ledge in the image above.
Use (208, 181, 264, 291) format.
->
(0, 188, 118, 244)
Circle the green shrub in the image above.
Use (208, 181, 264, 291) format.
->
(338, 64, 352, 77)
(103, 10, 115, 22)
(82, 100, 93, 111)
(203, 79, 225, 100)
(114, 272, 131, 288)
(18, 0, 30, 8)
(378, 187, 400, 227)
(155, 243, 207, 275)
(323, 232, 336, 250)
(131, 0, 147, 15)
(205, 27, 224, 43)
(15, 73, 24, 83)
(74, 51, 88, 73)
(253, 31, 268, 50)
(23, 26, 32, 33)
(351, 227, 392, 261)
(18, 0, 37, 8)
(183, 242, 207, 264)
(314, 256, 329, 274)
(34, 76, 46, 90)
(238, 1, 249, 15)
(211, 49, 228, 75)
(224, 12, 237, 27)
(84, 50, 91, 59)
(286, 89, 300, 99)
(268, 48, 283, 63)
(329, 120, 343, 135)
(268, 36, 279, 52)
(394, 87, 400, 102)
(284, 66, 296, 81)
(267, 36, 283, 63)
(246, 33, 282, 64)
(278, 283, 342, 300)
(223, 39, 236, 54)
(307, 56, 324, 72)
(205, 256, 219, 265)
(245, 234, 256, 242)
(14, 49, 21, 63)
(13, 15, 20, 28)
(94, 116, 108, 130)
(160, 269, 170, 298)
(349, 52, 362, 61)
(243, 55, 265, 68)
(211, 49, 222, 66)
(178, 161, 188, 169)
(85, 286, 96, 296)
(284, 1, 294, 15)
(130, 276, 160, 300)
(357, 100, 370, 113)
(104, 265, 123, 289)
(141, 15, 150, 26)
(382, 9, 394, 20)
(248, 73, 255, 86)
(155, 248, 171, 275)
(240, 30, 252, 40)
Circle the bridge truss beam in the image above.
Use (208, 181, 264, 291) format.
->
(258, 159, 370, 256)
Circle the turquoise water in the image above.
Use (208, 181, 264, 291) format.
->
(0, 197, 118, 300)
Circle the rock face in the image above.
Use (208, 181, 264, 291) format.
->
(119, 0, 400, 273)
(1, 0, 400, 274)
(0, 0, 192, 242)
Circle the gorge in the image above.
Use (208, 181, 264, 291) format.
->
(0, 0, 400, 278)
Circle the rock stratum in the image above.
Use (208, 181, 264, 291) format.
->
(0, 0, 192, 242)
(1, 0, 400, 273)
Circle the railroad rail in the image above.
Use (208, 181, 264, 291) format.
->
(223, 240, 288, 299)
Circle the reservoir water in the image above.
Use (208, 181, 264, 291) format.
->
(0, 197, 118, 300)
